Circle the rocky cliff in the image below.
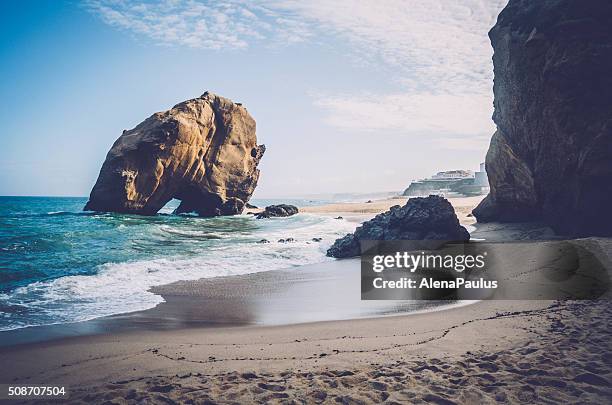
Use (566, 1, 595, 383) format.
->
(85, 92, 265, 216)
(473, 0, 612, 236)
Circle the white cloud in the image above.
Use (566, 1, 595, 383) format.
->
(314, 92, 494, 136)
(86, 0, 508, 142)
(270, 0, 506, 94)
(277, 0, 507, 140)
(85, 0, 312, 50)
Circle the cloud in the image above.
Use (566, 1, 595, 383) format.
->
(86, 0, 508, 142)
(277, 0, 507, 140)
(314, 92, 494, 136)
(271, 0, 507, 94)
(84, 0, 312, 50)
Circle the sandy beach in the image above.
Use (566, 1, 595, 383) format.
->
(3, 0, 611, 403)
(1, 196, 611, 404)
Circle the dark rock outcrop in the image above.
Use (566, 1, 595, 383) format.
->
(255, 204, 299, 219)
(327, 195, 470, 258)
(473, 0, 612, 236)
(84, 92, 265, 216)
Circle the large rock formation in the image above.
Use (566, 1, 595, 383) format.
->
(85, 92, 265, 216)
(327, 196, 470, 258)
(473, 0, 612, 236)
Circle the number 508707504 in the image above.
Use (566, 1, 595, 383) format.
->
(2, 385, 68, 399)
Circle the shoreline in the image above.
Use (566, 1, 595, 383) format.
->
(0, 259, 469, 348)
(0, 195, 484, 344)
(1, 195, 610, 403)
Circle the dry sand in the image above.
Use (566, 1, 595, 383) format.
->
(1, 195, 611, 404)
(1, 297, 610, 404)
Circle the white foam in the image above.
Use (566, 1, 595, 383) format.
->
(0, 214, 356, 330)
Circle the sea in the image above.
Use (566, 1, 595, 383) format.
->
(0, 196, 358, 331)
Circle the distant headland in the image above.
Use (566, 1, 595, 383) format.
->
(403, 163, 489, 198)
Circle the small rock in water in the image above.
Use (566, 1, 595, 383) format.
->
(255, 204, 299, 219)
(334, 216, 343, 220)
(257, 239, 270, 244)
(312, 237, 323, 242)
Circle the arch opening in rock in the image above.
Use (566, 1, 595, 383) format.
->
(84, 92, 264, 217)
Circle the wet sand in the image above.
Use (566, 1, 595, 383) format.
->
(0, 259, 459, 348)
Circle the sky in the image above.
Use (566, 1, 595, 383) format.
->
(0, 0, 508, 198)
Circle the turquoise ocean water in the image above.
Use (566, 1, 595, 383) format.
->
(0, 197, 355, 331)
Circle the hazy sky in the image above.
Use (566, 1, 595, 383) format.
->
(0, 0, 507, 198)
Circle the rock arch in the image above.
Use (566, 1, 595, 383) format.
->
(84, 92, 265, 216)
